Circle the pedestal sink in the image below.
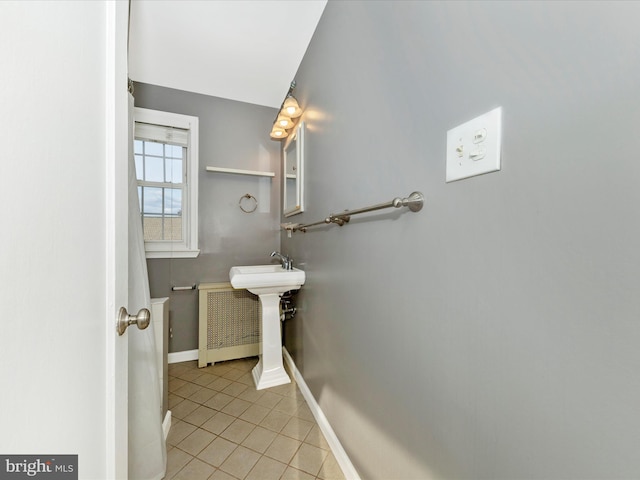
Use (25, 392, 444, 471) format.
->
(229, 265, 305, 390)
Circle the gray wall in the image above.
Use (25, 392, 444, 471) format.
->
(282, 2, 640, 479)
(134, 82, 281, 353)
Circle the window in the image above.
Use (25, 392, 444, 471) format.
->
(134, 108, 199, 258)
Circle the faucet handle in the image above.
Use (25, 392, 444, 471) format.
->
(270, 251, 294, 270)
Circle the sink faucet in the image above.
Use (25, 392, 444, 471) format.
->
(271, 251, 293, 270)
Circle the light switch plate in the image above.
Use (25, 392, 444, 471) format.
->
(446, 107, 502, 182)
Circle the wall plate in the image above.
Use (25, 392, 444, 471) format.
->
(446, 107, 502, 182)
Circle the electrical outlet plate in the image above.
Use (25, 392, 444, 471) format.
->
(446, 107, 502, 182)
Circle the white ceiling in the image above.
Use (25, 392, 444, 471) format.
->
(128, 0, 327, 108)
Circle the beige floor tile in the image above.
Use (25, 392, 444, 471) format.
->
(192, 373, 217, 387)
(290, 443, 328, 476)
(293, 403, 315, 422)
(183, 405, 217, 427)
(167, 419, 197, 447)
(169, 378, 188, 393)
(221, 381, 248, 397)
(168, 359, 337, 480)
(286, 386, 304, 399)
(200, 376, 223, 390)
(201, 372, 221, 383)
(208, 376, 233, 392)
(195, 369, 219, 380)
(168, 364, 191, 377)
(197, 436, 237, 468)
(241, 426, 277, 454)
(304, 424, 330, 450)
(173, 382, 202, 398)
(180, 371, 207, 383)
(201, 411, 235, 435)
(318, 452, 346, 480)
(221, 397, 252, 417)
(173, 457, 216, 480)
(281, 416, 314, 441)
(254, 391, 282, 409)
(239, 404, 271, 425)
(189, 387, 217, 405)
(175, 361, 195, 370)
(237, 387, 264, 403)
(221, 368, 244, 381)
(169, 393, 184, 409)
(219, 446, 261, 479)
(165, 447, 193, 479)
(206, 363, 233, 376)
(172, 399, 200, 420)
(176, 428, 217, 456)
(233, 358, 257, 372)
(219, 418, 255, 444)
(273, 396, 303, 415)
(204, 392, 234, 411)
(207, 469, 235, 480)
(260, 409, 292, 433)
(196, 363, 218, 373)
(236, 372, 255, 386)
(280, 466, 316, 480)
(245, 456, 287, 480)
(264, 435, 301, 464)
(269, 382, 298, 396)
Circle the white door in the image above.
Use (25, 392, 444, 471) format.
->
(106, 1, 131, 478)
(0, 1, 131, 478)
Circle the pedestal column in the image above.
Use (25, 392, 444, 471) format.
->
(251, 292, 291, 390)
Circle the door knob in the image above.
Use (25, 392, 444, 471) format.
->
(117, 307, 151, 336)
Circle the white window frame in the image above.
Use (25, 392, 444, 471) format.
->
(134, 107, 199, 259)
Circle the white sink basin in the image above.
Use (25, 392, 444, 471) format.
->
(229, 264, 305, 293)
(229, 263, 305, 390)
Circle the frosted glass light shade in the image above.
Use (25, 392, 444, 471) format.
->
(270, 126, 288, 140)
(282, 96, 302, 118)
(276, 115, 295, 129)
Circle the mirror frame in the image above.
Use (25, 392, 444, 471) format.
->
(283, 121, 305, 217)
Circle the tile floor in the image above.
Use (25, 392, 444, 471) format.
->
(165, 358, 347, 480)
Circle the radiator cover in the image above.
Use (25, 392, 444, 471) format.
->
(198, 282, 261, 368)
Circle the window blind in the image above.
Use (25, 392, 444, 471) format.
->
(135, 122, 189, 147)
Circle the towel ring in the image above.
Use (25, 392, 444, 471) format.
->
(239, 193, 258, 213)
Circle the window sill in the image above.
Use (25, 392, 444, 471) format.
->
(145, 249, 200, 259)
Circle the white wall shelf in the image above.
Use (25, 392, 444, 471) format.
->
(206, 166, 275, 178)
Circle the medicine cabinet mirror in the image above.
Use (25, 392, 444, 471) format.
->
(283, 121, 305, 217)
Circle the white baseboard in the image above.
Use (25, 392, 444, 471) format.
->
(162, 410, 171, 440)
(282, 348, 361, 480)
(168, 349, 198, 364)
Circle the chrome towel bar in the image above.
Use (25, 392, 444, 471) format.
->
(283, 191, 424, 233)
(172, 284, 196, 291)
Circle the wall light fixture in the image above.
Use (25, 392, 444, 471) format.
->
(270, 81, 303, 140)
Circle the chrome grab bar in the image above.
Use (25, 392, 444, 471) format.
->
(283, 191, 424, 233)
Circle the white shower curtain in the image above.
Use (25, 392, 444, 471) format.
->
(127, 93, 167, 479)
